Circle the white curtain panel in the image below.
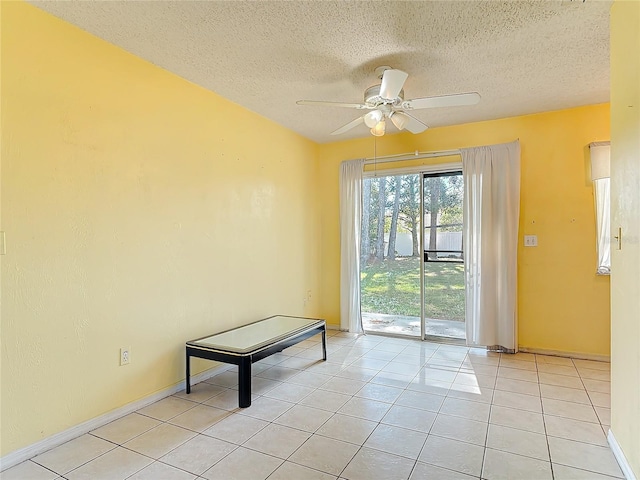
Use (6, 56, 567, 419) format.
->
(461, 141, 521, 352)
(594, 177, 611, 274)
(339, 159, 366, 333)
(589, 142, 611, 275)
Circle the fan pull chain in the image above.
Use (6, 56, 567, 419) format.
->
(373, 135, 377, 176)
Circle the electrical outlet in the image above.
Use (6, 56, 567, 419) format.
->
(120, 347, 131, 366)
(524, 235, 538, 247)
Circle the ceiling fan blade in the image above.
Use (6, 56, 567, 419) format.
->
(297, 100, 368, 109)
(379, 69, 408, 100)
(400, 112, 429, 134)
(330, 116, 365, 135)
(404, 92, 481, 110)
(330, 115, 364, 135)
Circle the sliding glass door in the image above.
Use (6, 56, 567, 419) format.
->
(422, 172, 465, 340)
(360, 173, 422, 337)
(360, 169, 465, 341)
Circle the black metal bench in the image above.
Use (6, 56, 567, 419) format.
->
(185, 315, 326, 407)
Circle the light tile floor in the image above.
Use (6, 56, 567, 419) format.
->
(2, 332, 623, 480)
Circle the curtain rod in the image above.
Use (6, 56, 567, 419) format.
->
(362, 149, 461, 165)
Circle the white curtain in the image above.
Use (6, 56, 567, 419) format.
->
(593, 178, 611, 274)
(590, 142, 611, 275)
(340, 159, 366, 333)
(462, 141, 521, 352)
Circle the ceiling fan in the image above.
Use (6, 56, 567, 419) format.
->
(297, 66, 481, 136)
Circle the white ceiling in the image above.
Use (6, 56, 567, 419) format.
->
(30, 0, 611, 144)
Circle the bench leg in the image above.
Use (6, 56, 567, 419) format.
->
(186, 351, 191, 394)
(238, 357, 252, 408)
(321, 327, 327, 361)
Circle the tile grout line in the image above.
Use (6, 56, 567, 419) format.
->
(537, 354, 557, 480)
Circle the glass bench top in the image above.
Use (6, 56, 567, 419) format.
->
(187, 315, 324, 354)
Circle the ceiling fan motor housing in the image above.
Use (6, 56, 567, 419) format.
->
(364, 84, 404, 107)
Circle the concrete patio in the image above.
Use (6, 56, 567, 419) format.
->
(362, 312, 465, 340)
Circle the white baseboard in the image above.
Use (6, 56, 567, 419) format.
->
(608, 429, 637, 480)
(519, 346, 610, 363)
(0, 365, 226, 472)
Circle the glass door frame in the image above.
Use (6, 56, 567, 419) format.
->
(361, 161, 463, 341)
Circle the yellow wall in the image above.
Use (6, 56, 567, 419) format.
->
(610, 1, 640, 476)
(0, 3, 320, 456)
(318, 104, 611, 357)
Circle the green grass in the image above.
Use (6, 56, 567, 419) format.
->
(361, 258, 465, 321)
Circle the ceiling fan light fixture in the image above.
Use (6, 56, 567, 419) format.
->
(364, 109, 384, 128)
(370, 119, 386, 137)
(390, 112, 409, 130)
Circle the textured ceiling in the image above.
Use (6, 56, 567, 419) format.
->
(30, 0, 611, 144)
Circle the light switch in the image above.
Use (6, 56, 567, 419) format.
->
(524, 235, 538, 247)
